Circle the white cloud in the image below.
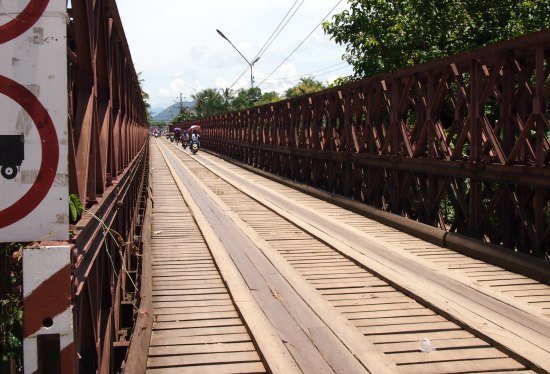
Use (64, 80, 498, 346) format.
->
(117, 0, 352, 108)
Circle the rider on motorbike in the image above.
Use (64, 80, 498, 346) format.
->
(190, 129, 200, 146)
(189, 129, 200, 154)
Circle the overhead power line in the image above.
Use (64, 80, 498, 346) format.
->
(258, 0, 344, 88)
(256, 0, 303, 59)
(258, 0, 305, 58)
(261, 64, 352, 87)
(229, 0, 304, 89)
(268, 61, 348, 82)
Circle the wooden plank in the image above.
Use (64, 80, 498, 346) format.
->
(398, 357, 525, 373)
(155, 311, 239, 322)
(391, 347, 507, 364)
(149, 341, 256, 356)
(152, 294, 231, 303)
(152, 305, 236, 316)
(149, 333, 252, 347)
(376, 337, 489, 352)
(153, 299, 233, 309)
(367, 329, 473, 344)
(147, 351, 261, 368)
(361, 321, 459, 335)
(153, 318, 243, 330)
(345, 308, 435, 319)
(146, 361, 266, 373)
(152, 287, 228, 296)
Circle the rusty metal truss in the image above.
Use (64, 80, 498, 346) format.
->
(186, 30, 550, 260)
(65, 0, 149, 372)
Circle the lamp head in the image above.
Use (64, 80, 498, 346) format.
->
(216, 29, 228, 40)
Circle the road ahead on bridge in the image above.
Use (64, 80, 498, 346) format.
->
(143, 138, 550, 373)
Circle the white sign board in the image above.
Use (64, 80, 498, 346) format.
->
(0, 0, 68, 241)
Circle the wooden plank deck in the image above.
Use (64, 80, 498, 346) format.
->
(147, 146, 267, 373)
(145, 138, 549, 373)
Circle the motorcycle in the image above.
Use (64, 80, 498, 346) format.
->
(182, 140, 188, 149)
(190, 141, 199, 154)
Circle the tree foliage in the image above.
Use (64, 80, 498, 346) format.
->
(285, 77, 326, 98)
(137, 72, 153, 122)
(183, 87, 282, 119)
(173, 107, 196, 123)
(231, 88, 262, 111)
(323, 0, 550, 78)
(191, 88, 228, 118)
(176, 77, 332, 120)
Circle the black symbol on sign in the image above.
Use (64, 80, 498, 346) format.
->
(0, 134, 25, 179)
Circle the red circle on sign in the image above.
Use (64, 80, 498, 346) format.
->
(0, 75, 59, 229)
(0, 0, 50, 44)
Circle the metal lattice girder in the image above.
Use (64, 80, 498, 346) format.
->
(66, 1, 149, 372)
(181, 30, 550, 259)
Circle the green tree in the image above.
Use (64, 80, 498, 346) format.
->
(285, 77, 326, 99)
(323, 0, 550, 78)
(192, 88, 227, 118)
(137, 72, 153, 122)
(256, 91, 282, 106)
(231, 88, 261, 111)
(172, 107, 196, 122)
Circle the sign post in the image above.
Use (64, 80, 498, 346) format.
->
(1, 1, 72, 372)
(0, 0, 68, 242)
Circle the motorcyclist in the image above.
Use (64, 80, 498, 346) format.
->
(190, 129, 200, 147)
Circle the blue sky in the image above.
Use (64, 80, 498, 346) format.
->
(117, 0, 352, 109)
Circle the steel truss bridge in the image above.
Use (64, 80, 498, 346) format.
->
(5, 1, 549, 373)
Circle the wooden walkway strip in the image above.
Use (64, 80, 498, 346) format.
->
(155, 142, 301, 373)
(146, 146, 267, 373)
(160, 142, 399, 373)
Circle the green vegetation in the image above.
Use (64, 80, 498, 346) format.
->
(138, 72, 154, 123)
(323, 0, 550, 78)
(284, 77, 326, 98)
(174, 78, 329, 121)
(0, 243, 23, 373)
(69, 194, 84, 225)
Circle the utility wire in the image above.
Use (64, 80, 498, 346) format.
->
(256, 0, 301, 59)
(258, 0, 344, 88)
(229, 0, 304, 89)
(261, 64, 352, 86)
(266, 61, 348, 83)
(258, 0, 305, 58)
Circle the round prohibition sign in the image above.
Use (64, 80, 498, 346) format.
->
(0, 0, 49, 44)
(0, 75, 59, 229)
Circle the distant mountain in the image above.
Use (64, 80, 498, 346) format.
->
(150, 106, 164, 116)
(153, 101, 194, 122)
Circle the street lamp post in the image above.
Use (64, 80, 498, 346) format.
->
(216, 29, 260, 94)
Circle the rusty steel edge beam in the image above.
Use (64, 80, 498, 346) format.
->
(71, 141, 148, 372)
(206, 139, 550, 189)
(203, 147, 549, 284)
(72, 142, 147, 287)
(122, 174, 153, 374)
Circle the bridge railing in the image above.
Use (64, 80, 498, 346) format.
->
(186, 30, 549, 259)
(67, 1, 150, 372)
(21, 1, 149, 373)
